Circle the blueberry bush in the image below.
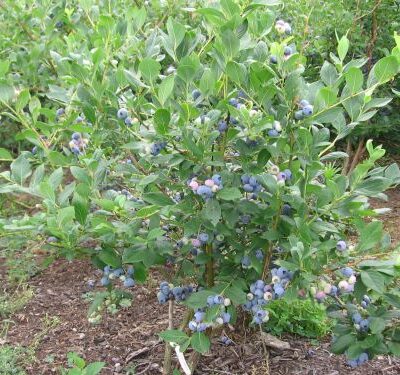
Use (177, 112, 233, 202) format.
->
(1, 0, 400, 373)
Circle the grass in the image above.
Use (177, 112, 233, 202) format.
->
(0, 286, 34, 319)
(0, 345, 27, 375)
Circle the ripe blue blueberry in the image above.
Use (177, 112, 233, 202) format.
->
(268, 129, 279, 137)
(283, 169, 292, 180)
(228, 98, 239, 107)
(218, 120, 228, 132)
(197, 323, 208, 332)
(255, 249, 264, 260)
(281, 204, 292, 216)
(240, 215, 251, 225)
(241, 256, 251, 268)
(341, 267, 354, 277)
(32, 146, 37, 154)
(157, 291, 168, 303)
(284, 46, 292, 56)
(299, 99, 309, 108)
(124, 117, 133, 126)
(123, 277, 135, 287)
(56, 108, 65, 117)
(194, 311, 205, 323)
(192, 89, 201, 101)
(359, 319, 369, 332)
(198, 233, 209, 243)
(71, 132, 81, 141)
(213, 295, 224, 305)
(243, 184, 254, 192)
(352, 312, 362, 324)
(196, 185, 213, 199)
(336, 240, 347, 251)
(188, 321, 197, 331)
(117, 108, 128, 120)
(207, 295, 215, 306)
(221, 312, 231, 324)
(302, 104, 314, 116)
(100, 276, 110, 286)
(270, 55, 278, 64)
(212, 174, 222, 186)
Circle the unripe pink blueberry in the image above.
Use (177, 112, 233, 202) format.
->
(298, 289, 306, 297)
(189, 180, 199, 190)
(338, 280, 349, 290)
(315, 291, 326, 301)
(204, 179, 215, 187)
(323, 284, 332, 294)
(192, 239, 201, 247)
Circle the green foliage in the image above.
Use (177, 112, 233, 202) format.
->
(0, 0, 399, 369)
(0, 287, 33, 319)
(61, 352, 105, 375)
(265, 298, 332, 338)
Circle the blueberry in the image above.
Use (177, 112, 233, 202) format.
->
(188, 321, 197, 331)
(194, 311, 205, 323)
(221, 312, 231, 324)
(241, 174, 250, 184)
(336, 240, 347, 251)
(157, 291, 168, 303)
(32, 146, 37, 154)
(240, 215, 251, 225)
(213, 295, 224, 305)
(255, 280, 265, 290)
(248, 176, 257, 187)
(361, 301, 368, 309)
(212, 174, 222, 186)
(363, 295, 371, 304)
(358, 352, 368, 364)
(124, 117, 133, 126)
(281, 204, 292, 216)
(198, 233, 209, 243)
(207, 296, 215, 306)
(56, 108, 65, 117)
(274, 284, 285, 297)
(113, 268, 124, 277)
(255, 249, 264, 260)
(270, 55, 278, 64)
(268, 129, 279, 137)
(228, 98, 239, 107)
(117, 108, 128, 120)
(283, 169, 292, 180)
(347, 359, 358, 368)
(124, 277, 135, 287)
(341, 267, 354, 277)
(352, 313, 362, 324)
(197, 185, 213, 199)
(359, 319, 369, 331)
(299, 99, 310, 108)
(243, 184, 254, 192)
(294, 110, 304, 120)
(218, 120, 228, 132)
(71, 132, 81, 141)
(284, 46, 292, 56)
(302, 105, 313, 116)
(192, 89, 201, 101)
(197, 323, 208, 332)
(241, 256, 251, 268)
(100, 276, 110, 286)
(71, 146, 80, 154)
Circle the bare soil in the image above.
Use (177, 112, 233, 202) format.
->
(2, 189, 400, 375)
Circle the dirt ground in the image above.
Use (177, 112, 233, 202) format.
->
(2, 188, 400, 375)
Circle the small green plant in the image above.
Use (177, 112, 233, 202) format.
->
(265, 298, 332, 338)
(61, 352, 105, 375)
(0, 345, 27, 375)
(0, 286, 33, 319)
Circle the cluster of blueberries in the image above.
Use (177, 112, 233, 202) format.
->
(270, 45, 294, 64)
(189, 232, 209, 256)
(267, 120, 283, 137)
(294, 99, 314, 120)
(188, 174, 223, 200)
(241, 174, 262, 197)
(117, 107, 138, 127)
(188, 294, 232, 333)
(351, 310, 370, 333)
(219, 335, 233, 346)
(100, 266, 135, 288)
(68, 132, 89, 155)
(242, 268, 293, 324)
(157, 281, 195, 303)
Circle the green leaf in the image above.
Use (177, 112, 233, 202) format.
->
(331, 333, 355, 354)
(345, 67, 363, 93)
(84, 362, 106, 375)
(48, 151, 69, 166)
(47, 84, 69, 103)
(136, 205, 160, 218)
(202, 199, 221, 226)
(139, 58, 161, 83)
(224, 283, 247, 305)
(154, 109, 170, 135)
(226, 61, 246, 85)
(177, 54, 200, 83)
(357, 221, 383, 251)
(337, 35, 349, 62)
(185, 290, 213, 309)
(143, 192, 174, 206)
(191, 332, 210, 354)
(98, 248, 121, 268)
(220, 30, 239, 59)
(388, 341, 400, 356)
(371, 56, 399, 84)
(166, 18, 186, 51)
(159, 330, 189, 344)
(70, 166, 91, 184)
(0, 148, 13, 161)
(0, 84, 16, 102)
(158, 75, 175, 106)
(369, 317, 386, 334)
(57, 207, 75, 228)
(320, 61, 338, 86)
(361, 270, 386, 293)
(10, 155, 31, 185)
(217, 187, 242, 201)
